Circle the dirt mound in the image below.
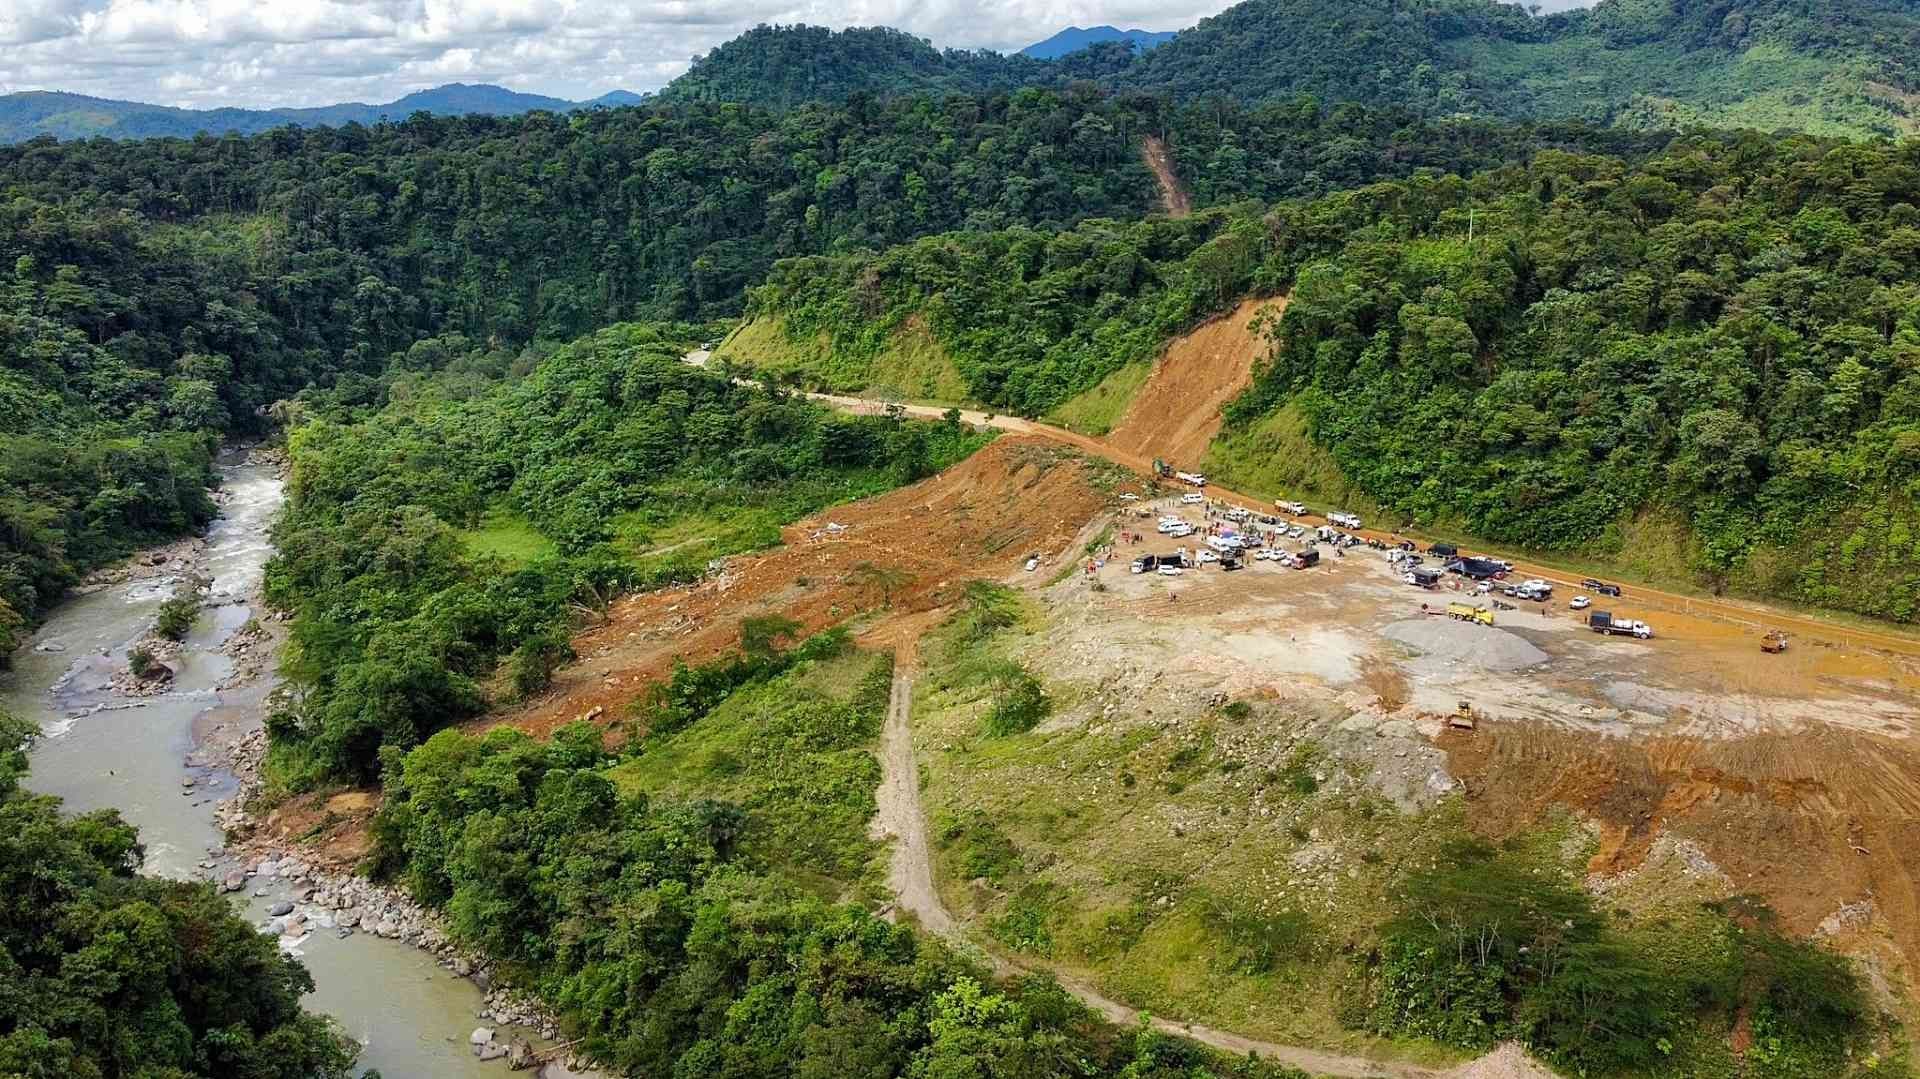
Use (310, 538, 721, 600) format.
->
(1106, 297, 1282, 467)
(482, 437, 1121, 740)
(1383, 618, 1550, 671)
(1445, 1043, 1560, 1079)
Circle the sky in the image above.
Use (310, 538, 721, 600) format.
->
(0, 0, 1598, 109)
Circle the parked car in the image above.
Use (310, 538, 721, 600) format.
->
(1157, 565, 1184, 577)
(1024, 557, 1040, 572)
(1181, 492, 1205, 505)
(1197, 550, 1219, 564)
(1569, 595, 1591, 610)
(1581, 578, 1624, 597)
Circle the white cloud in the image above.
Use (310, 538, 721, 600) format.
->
(0, 0, 1601, 110)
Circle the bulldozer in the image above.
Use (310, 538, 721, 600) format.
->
(1761, 630, 1789, 654)
(1448, 700, 1478, 731)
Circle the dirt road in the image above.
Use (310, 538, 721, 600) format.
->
(874, 666, 1440, 1079)
(798, 390, 1920, 660)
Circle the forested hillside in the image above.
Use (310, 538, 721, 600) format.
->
(733, 133, 1920, 622)
(659, 26, 1058, 107)
(658, 0, 1920, 138)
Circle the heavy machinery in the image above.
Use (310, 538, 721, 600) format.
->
(1448, 701, 1478, 731)
(1761, 630, 1789, 654)
(1446, 602, 1495, 626)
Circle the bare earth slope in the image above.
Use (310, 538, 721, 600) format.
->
(483, 436, 1117, 739)
(1140, 135, 1192, 218)
(1105, 296, 1282, 466)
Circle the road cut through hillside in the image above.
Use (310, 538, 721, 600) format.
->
(799, 390, 1920, 660)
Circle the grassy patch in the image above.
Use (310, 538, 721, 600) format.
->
(457, 506, 558, 566)
(715, 314, 973, 405)
(609, 644, 893, 897)
(1203, 402, 1381, 518)
(1046, 361, 1151, 436)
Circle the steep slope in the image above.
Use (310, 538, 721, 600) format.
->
(1105, 296, 1281, 466)
(1121, 0, 1920, 136)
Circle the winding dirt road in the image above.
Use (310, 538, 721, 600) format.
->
(873, 667, 1440, 1079)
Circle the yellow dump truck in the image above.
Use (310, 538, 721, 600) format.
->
(1447, 602, 1495, 626)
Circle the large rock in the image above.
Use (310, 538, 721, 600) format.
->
(373, 920, 398, 938)
(267, 901, 294, 917)
(221, 871, 246, 893)
(469, 1027, 494, 1046)
(337, 909, 361, 928)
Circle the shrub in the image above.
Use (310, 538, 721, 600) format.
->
(508, 625, 575, 699)
(127, 645, 155, 678)
(983, 670, 1050, 737)
(153, 594, 200, 640)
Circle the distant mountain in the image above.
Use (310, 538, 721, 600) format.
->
(1020, 26, 1176, 59)
(0, 82, 647, 143)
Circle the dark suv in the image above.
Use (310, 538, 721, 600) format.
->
(1581, 577, 1623, 597)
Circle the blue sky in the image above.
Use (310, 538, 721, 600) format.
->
(0, 0, 1596, 108)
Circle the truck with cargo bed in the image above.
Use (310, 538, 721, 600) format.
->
(1589, 611, 1653, 639)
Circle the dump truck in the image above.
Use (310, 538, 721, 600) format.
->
(1761, 630, 1789, 654)
(1589, 611, 1654, 639)
(1447, 602, 1495, 626)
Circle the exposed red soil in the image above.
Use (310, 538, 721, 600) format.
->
(480, 436, 1124, 740)
(1141, 135, 1192, 218)
(1441, 722, 1920, 978)
(1106, 296, 1283, 468)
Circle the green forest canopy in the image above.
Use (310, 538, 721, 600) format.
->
(657, 0, 1920, 139)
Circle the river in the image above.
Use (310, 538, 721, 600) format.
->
(5, 450, 515, 1078)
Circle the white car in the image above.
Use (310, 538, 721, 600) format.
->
(1167, 525, 1194, 538)
(1157, 565, 1184, 577)
(1570, 595, 1591, 610)
(1024, 557, 1040, 572)
(1476, 581, 1493, 594)
(1197, 550, 1219, 564)
(1181, 492, 1205, 505)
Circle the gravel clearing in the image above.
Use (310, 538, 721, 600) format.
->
(1445, 1043, 1561, 1078)
(1382, 618, 1550, 672)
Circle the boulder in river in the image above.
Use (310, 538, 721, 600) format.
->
(268, 901, 294, 917)
(470, 1027, 494, 1046)
(221, 872, 245, 893)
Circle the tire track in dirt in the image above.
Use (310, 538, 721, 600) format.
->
(874, 664, 1441, 1079)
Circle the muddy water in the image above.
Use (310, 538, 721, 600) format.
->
(6, 452, 505, 1078)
